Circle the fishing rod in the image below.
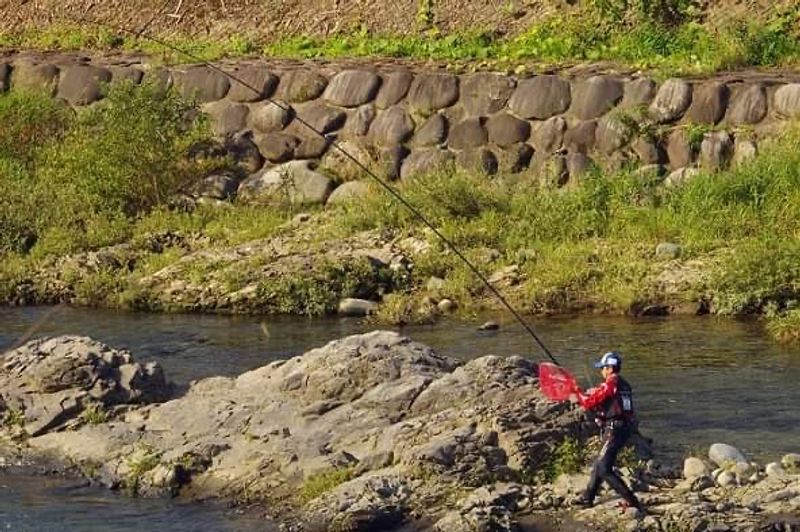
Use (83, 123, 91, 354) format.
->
(62, 12, 561, 366)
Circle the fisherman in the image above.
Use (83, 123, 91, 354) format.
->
(571, 351, 644, 514)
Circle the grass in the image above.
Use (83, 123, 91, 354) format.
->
(299, 466, 356, 503)
(1, 3, 799, 73)
(543, 437, 586, 481)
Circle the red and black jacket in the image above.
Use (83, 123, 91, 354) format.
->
(577, 374, 635, 427)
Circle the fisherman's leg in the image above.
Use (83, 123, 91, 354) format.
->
(599, 430, 642, 508)
(580, 433, 613, 504)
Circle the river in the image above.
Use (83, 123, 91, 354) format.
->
(1, 306, 799, 530)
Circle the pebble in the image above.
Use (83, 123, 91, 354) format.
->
(478, 321, 499, 331)
(437, 299, 456, 313)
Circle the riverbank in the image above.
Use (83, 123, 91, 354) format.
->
(1, 332, 798, 531)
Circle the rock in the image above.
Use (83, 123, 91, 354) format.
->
(238, 160, 334, 205)
(375, 70, 412, 109)
(400, 149, 454, 180)
(553, 473, 591, 496)
(765, 462, 787, 478)
(295, 101, 346, 135)
(460, 73, 515, 116)
(656, 242, 681, 259)
(275, 70, 328, 103)
(342, 104, 376, 137)
(109, 66, 144, 85)
(203, 100, 249, 136)
(495, 143, 534, 174)
(449, 118, 488, 150)
(596, 114, 633, 154)
(566, 153, 592, 179)
(532, 153, 568, 187)
(413, 113, 448, 147)
(781, 453, 800, 471)
(11, 60, 59, 95)
(633, 137, 664, 165)
(319, 139, 376, 181)
(692, 475, 715, 491)
(176, 66, 230, 102)
(194, 173, 239, 200)
(249, 100, 293, 133)
(323, 69, 381, 108)
(709, 443, 748, 467)
(509, 76, 571, 119)
(685, 82, 729, 125)
(327, 181, 371, 205)
(293, 134, 331, 159)
(478, 321, 499, 331)
(633, 164, 665, 184)
(426, 277, 445, 292)
(733, 138, 757, 166)
(226, 67, 278, 102)
(225, 132, 265, 174)
(684, 457, 710, 480)
(717, 471, 736, 487)
(369, 106, 415, 146)
(666, 128, 694, 170)
(774, 84, 800, 118)
(338, 298, 378, 317)
(621, 78, 657, 108)
(407, 73, 459, 114)
(699, 131, 733, 171)
(564, 120, 596, 154)
(253, 132, 300, 163)
(456, 148, 497, 175)
(375, 145, 410, 181)
(0, 63, 11, 92)
(437, 299, 456, 313)
(570, 76, 624, 120)
(57, 65, 112, 105)
(649, 79, 692, 123)
(486, 113, 530, 148)
(664, 167, 700, 187)
(354, 451, 395, 475)
(530, 117, 566, 153)
(727, 85, 767, 125)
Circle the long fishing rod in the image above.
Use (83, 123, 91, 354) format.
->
(64, 13, 560, 365)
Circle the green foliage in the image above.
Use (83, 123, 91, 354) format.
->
(2, 408, 25, 429)
(299, 467, 355, 503)
(544, 437, 586, 481)
(80, 403, 109, 425)
(767, 309, 800, 344)
(123, 444, 161, 495)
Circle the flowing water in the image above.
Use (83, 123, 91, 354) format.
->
(1, 306, 799, 530)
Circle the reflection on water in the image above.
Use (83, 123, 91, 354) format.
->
(1, 306, 799, 529)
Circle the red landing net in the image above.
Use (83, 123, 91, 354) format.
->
(538, 362, 578, 402)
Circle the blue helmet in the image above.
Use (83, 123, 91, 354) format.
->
(594, 351, 622, 369)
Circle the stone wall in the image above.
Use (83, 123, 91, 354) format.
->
(3, 51, 800, 205)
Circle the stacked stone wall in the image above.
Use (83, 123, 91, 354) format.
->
(4, 51, 800, 205)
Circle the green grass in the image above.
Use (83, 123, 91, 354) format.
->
(299, 467, 356, 503)
(1, 3, 799, 73)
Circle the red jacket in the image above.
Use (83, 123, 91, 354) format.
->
(577, 374, 619, 411)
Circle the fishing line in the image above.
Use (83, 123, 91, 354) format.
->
(60, 13, 560, 365)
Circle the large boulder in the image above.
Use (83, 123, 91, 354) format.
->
(448, 118, 488, 150)
(323, 70, 381, 108)
(509, 76, 571, 119)
(253, 132, 300, 163)
(375, 70, 412, 109)
(621, 77, 656, 108)
(460, 73, 515, 116)
(226, 67, 278, 102)
(774, 84, 800, 118)
(726, 85, 767, 125)
(11, 60, 59, 95)
(407, 73, 460, 114)
(649, 79, 692, 123)
(709, 443, 748, 467)
(0, 336, 170, 437)
(368, 106, 415, 146)
(413, 113, 448, 147)
(569, 76, 623, 120)
(486, 113, 530, 148)
(294, 101, 347, 135)
(275, 70, 328, 103)
(57, 65, 112, 105)
(175, 66, 230, 102)
(238, 160, 334, 205)
(685, 82, 729, 125)
(249, 100, 293, 133)
(203, 100, 249, 137)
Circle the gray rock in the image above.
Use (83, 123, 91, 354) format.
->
(781, 453, 800, 471)
(532, 153, 568, 187)
(596, 114, 633, 153)
(275, 70, 328, 103)
(375, 145, 410, 181)
(407, 73, 459, 114)
(621, 78, 657, 108)
(249, 100, 293, 133)
(509, 76, 571, 119)
(293, 134, 331, 159)
(401, 149, 455, 180)
(649, 79, 692, 123)
(717, 470, 736, 487)
(709, 443, 748, 467)
(733, 138, 758, 166)
(0, 63, 11, 92)
(323, 69, 382, 108)
(566, 153, 592, 179)
(667, 128, 694, 170)
(413, 114, 448, 147)
(225, 132, 264, 174)
(570, 76, 624, 120)
(686, 82, 729, 125)
(226, 67, 278, 102)
(338, 298, 378, 317)
(437, 299, 456, 313)
(486, 113, 531, 147)
(456, 148, 497, 175)
(449, 118, 488, 150)
(342, 104, 376, 137)
(684, 457, 710, 480)
(176, 66, 230, 102)
(368, 106, 415, 146)
(253, 132, 300, 163)
(108, 66, 144, 85)
(319, 139, 376, 181)
(691, 475, 715, 491)
(495, 143, 534, 174)
(238, 160, 334, 205)
(460, 73, 515, 116)
(564, 120, 596, 153)
(203, 100, 249, 137)
(478, 321, 499, 331)
(774, 84, 800, 118)
(57, 65, 111, 105)
(194, 173, 240, 200)
(699, 131, 733, 171)
(530, 117, 566, 153)
(295, 101, 346, 135)
(633, 137, 664, 165)
(144, 67, 172, 92)
(11, 60, 59, 95)
(375, 70, 412, 109)
(765, 462, 787, 478)
(656, 242, 681, 259)
(664, 167, 700, 187)
(327, 181, 371, 205)
(726, 85, 767, 125)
